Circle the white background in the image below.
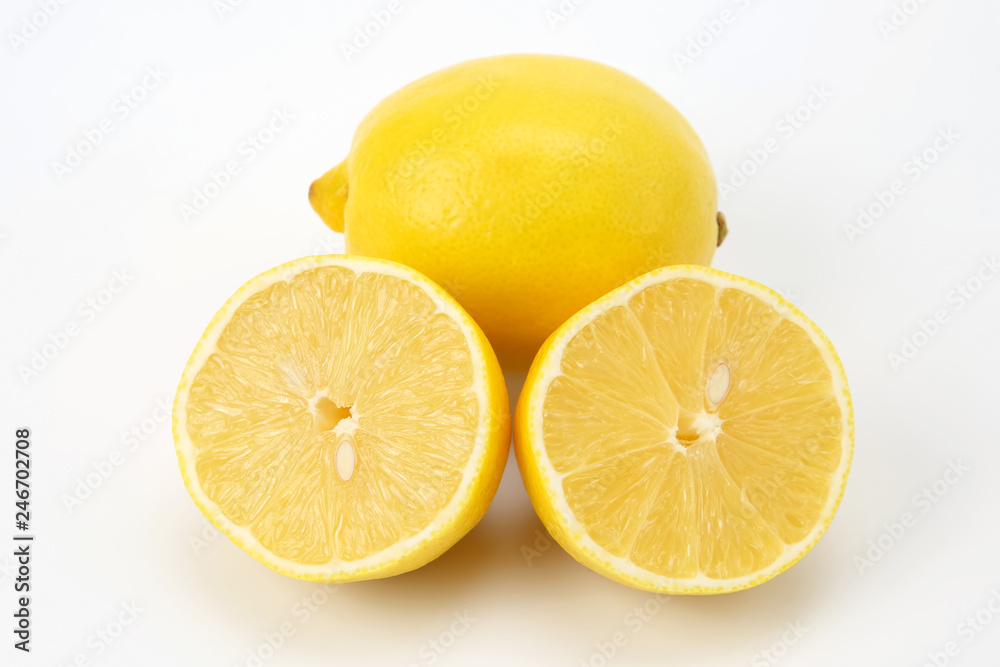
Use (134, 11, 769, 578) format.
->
(2, 1, 999, 665)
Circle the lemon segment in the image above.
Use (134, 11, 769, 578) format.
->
(515, 265, 853, 594)
(174, 255, 509, 582)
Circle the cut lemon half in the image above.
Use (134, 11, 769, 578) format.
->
(514, 266, 853, 594)
(173, 255, 509, 582)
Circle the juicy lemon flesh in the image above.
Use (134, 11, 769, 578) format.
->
(542, 278, 844, 581)
(184, 266, 479, 565)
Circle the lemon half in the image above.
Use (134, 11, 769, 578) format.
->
(173, 255, 509, 582)
(515, 265, 853, 594)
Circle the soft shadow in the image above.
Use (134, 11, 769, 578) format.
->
(168, 371, 534, 625)
(164, 363, 838, 659)
(665, 546, 832, 623)
(341, 446, 541, 614)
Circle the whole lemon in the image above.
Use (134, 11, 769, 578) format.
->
(310, 54, 722, 369)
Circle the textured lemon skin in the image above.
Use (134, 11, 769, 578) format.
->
(514, 265, 854, 595)
(173, 255, 510, 582)
(311, 54, 718, 369)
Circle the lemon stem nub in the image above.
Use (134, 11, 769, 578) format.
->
(309, 161, 350, 232)
(717, 212, 728, 247)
